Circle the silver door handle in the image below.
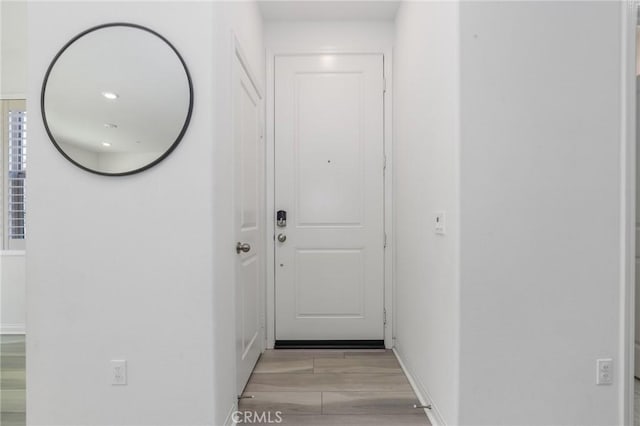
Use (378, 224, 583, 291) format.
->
(277, 233, 287, 243)
(236, 242, 251, 254)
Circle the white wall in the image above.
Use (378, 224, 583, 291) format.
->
(393, 2, 460, 424)
(0, 251, 26, 334)
(457, 2, 623, 424)
(636, 28, 640, 76)
(265, 20, 394, 52)
(0, 0, 27, 97)
(27, 3, 220, 425)
(393, 1, 627, 424)
(28, 2, 263, 424)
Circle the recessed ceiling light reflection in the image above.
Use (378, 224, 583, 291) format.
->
(101, 142, 112, 147)
(321, 55, 336, 68)
(101, 92, 119, 100)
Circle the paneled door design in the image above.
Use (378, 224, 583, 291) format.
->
(234, 50, 263, 393)
(274, 54, 385, 342)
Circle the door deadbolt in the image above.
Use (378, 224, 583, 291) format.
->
(277, 233, 287, 243)
(277, 210, 287, 227)
(236, 242, 251, 254)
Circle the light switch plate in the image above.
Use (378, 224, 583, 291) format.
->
(434, 211, 446, 235)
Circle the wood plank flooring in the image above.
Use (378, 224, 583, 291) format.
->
(1, 335, 25, 426)
(240, 349, 430, 425)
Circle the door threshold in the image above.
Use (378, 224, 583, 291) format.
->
(274, 340, 385, 349)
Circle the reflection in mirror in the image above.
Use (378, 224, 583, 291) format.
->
(42, 23, 193, 175)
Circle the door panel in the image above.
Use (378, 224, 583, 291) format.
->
(295, 249, 365, 317)
(275, 54, 384, 341)
(234, 52, 263, 394)
(296, 72, 364, 226)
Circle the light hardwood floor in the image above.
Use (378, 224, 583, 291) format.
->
(239, 349, 431, 425)
(1, 335, 25, 426)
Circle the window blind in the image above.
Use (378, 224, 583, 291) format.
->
(8, 109, 26, 241)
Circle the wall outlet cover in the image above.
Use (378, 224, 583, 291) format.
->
(111, 359, 127, 385)
(596, 358, 613, 385)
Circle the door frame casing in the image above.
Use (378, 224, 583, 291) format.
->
(623, 1, 637, 424)
(265, 48, 394, 349)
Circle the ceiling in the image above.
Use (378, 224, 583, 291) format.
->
(258, 0, 401, 21)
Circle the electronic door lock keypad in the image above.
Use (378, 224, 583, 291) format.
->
(277, 210, 287, 227)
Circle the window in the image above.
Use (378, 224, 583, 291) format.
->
(1, 99, 26, 250)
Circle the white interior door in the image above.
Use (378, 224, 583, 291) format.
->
(274, 54, 385, 342)
(234, 52, 263, 393)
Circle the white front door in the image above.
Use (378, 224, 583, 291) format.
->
(274, 54, 385, 342)
(234, 52, 263, 393)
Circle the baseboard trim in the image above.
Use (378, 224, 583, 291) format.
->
(224, 400, 238, 426)
(1, 323, 25, 334)
(393, 347, 446, 426)
(274, 339, 384, 349)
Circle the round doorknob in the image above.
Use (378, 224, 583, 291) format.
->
(277, 233, 287, 243)
(236, 242, 251, 254)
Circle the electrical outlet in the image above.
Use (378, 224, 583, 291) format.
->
(111, 360, 127, 385)
(596, 358, 613, 385)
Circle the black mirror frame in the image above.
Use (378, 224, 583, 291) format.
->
(41, 22, 194, 177)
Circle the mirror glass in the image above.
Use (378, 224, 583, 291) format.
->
(42, 23, 193, 176)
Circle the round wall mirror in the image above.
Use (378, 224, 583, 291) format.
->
(41, 23, 193, 176)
